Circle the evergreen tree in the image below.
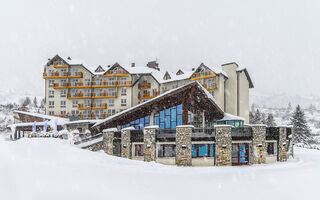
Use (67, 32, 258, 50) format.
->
(33, 97, 38, 108)
(261, 113, 267, 125)
(254, 109, 262, 124)
(290, 105, 313, 144)
(249, 111, 255, 124)
(40, 98, 45, 109)
(266, 113, 276, 127)
(22, 97, 31, 107)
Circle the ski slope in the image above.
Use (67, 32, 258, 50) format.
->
(0, 135, 318, 200)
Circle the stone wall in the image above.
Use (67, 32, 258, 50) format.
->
(252, 125, 266, 164)
(83, 141, 104, 152)
(215, 125, 232, 166)
(103, 129, 116, 155)
(121, 128, 133, 159)
(144, 126, 158, 162)
(279, 127, 287, 162)
(175, 126, 192, 166)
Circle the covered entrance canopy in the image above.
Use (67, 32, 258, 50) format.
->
(92, 81, 224, 132)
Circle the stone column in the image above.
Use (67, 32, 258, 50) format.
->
(215, 125, 232, 166)
(143, 126, 158, 162)
(279, 126, 287, 162)
(175, 125, 193, 166)
(251, 125, 267, 164)
(121, 127, 134, 159)
(103, 128, 117, 155)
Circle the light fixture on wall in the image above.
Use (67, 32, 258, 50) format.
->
(258, 144, 263, 147)
(222, 145, 227, 149)
(181, 144, 187, 149)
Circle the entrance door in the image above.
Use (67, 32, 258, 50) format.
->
(232, 143, 249, 165)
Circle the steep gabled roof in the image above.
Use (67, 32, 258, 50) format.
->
(95, 65, 105, 73)
(104, 62, 131, 75)
(92, 81, 224, 129)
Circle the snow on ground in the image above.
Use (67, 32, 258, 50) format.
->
(0, 135, 319, 200)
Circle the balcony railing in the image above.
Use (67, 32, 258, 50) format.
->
(138, 91, 160, 100)
(91, 81, 118, 87)
(53, 82, 70, 89)
(43, 71, 83, 79)
(92, 91, 117, 98)
(53, 64, 69, 68)
(78, 103, 108, 110)
(104, 70, 130, 76)
(202, 83, 217, 90)
(190, 71, 216, 80)
(118, 81, 132, 86)
(138, 82, 151, 90)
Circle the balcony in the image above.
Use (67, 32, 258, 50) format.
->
(104, 70, 130, 77)
(138, 81, 151, 90)
(43, 71, 83, 79)
(117, 81, 132, 87)
(78, 103, 108, 110)
(92, 91, 117, 99)
(69, 82, 91, 88)
(53, 82, 70, 89)
(53, 64, 69, 68)
(55, 114, 69, 118)
(91, 81, 118, 88)
(202, 83, 217, 90)
(138, 91, 160, 100)
(190, 71, 216, 80)
(67, 92, 93, 99)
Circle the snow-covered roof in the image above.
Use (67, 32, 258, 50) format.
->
(93, 81, 224, 128)
(216, 113, 245, 121)
(13, 110, 69, 125)
(64, 119, 102, 125)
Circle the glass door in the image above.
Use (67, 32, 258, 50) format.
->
(232, 143, 249, 165)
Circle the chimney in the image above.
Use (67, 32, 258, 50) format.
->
(192, 68, 195, 71)
(67, 57, 71, 60)
(147, 61, 160, 71)
(131, 63, 135, 67)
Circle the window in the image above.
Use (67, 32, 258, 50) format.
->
(134, 144, 145, 156)
(192, 144, 215, 158)
(125, 116, 149, 129)
(72, 110, 79, 116)
(49, 80, 54, 87)
(232, 143, 249, 165)
(210, 91, 214, 97)
(108, 88, 115, 96)
(49, 90, 54, 98)
(107, 109, 116, 117)
(60, 101, 66, 108)
(154, 104, 182, 130)
(121, 99, 127, 106)
(60, 111, 66, 115)
(73, 100, 78, 108)
(266, 142, 275, 155)
(109, 99, 114, 107)
(49, 101, 54, 108)
(60, 90, 66, 98)
(121, 88, 127, 96)
(158, 144, 176, 157)
(49, 111, 54, 115)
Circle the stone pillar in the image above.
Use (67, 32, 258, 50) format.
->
(279, 126, 287, 162)
(103, 128, 117, 155)
(143, 126, 158, 162)
(251, 125, 267, 164)
(175, 125, 193, 166)
(121, 127, 134, 159)
(215, 125, 232, 166)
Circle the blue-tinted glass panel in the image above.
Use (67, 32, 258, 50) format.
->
(160, 111, 165, 122)
(192, 144, 197, 158)
(165, 145, 173, 157)
(171, 122, 176, 129)
(145, 116, 150, 123)
(159, 145, 163, 157)
(174, 145, 176, 157)
(171, 108, 176, 121)
(135, 119, 139, 124)
(177, 115, 182, 126)
(177, 104, 182, 114)
(166, 108, 170, 115)
(210, 144, 214, 157)
(155, 116, 159, 125)
(165, 115, 170, 128)
(160, 123, 165, 129)
(240, 144, 248, 163)
(199, 144, 208, 157)
(232, 145, 238, 157)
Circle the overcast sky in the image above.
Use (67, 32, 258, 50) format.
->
(0, 0, 319, 97)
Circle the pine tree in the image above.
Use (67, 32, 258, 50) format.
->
(254, 109, 262, 124)
(40, 98, 45, 109)
(22, 97, 31, 107)
(33, 97, 38, 108)
(261, 113, 267, 125)
(249, 111, 255, 124)
(290, 105, 313, 144)
(266, 113, 276, 127)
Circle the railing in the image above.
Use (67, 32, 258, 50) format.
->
(190, 71, 216, 80)
(74, 133, 103, 145)
(105, 70, 129, 76)
(138, 91, 160, 100)
(118, 81, 132, 86)
(92, 92, 117, 98)
(138, 82, 151, 89)
(53, 82, 70, 88)
(43, 72, 83, 78)
(203, 83, 217, 90)
(193, 128, 215, 135)
(231, 127, 253, 137)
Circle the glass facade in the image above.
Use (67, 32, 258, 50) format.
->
(154, 104, 182, 129)
(215, 120, 244, 128)
(121, 116, 150, 130)
(192, 144, 215, 158)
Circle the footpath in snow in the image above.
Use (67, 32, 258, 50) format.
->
(0, 135, 319, 200)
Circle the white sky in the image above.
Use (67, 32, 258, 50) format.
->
(0, 0, 319, 97)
